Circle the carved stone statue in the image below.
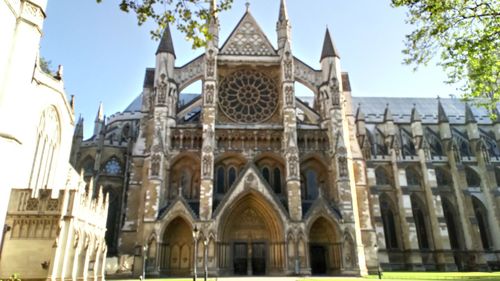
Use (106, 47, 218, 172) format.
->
(202, 155, 212, 177)
(205, 83, 215, 105)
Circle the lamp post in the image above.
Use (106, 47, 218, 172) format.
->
(192, 226, 199, 281)
(142, 244, 148, 280)
(203, 237, 208, 281)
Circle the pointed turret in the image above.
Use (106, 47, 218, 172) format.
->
(355, 105, 366, 147)
(411, 104, 422, 122)
(276, 0, 291, 50)
(383, 104, 393, 122)
(411, 104, 423, 149)
(437, 97, 452, 140)
(75, 115, 84, 139)
(464, 102, 479, 140)
(320, 28, 340, 62)
(156, 24, 176, 57)
(465, 102, 477, 124)
(356, 104, 365, 122)
(437, 98, 449, 123)
(70, 116, 84, 166)
(93, 102, 104, 137)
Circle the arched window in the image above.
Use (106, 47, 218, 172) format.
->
(121, 124, 131, 142)
(216, 166, 225, 194)
(472, 197, 492, 250)
(29, 107, 60, 194)
(406, 167, 421, 186)
(380, 195, 399, 249)
(375, 166, 390, 185)
(425, 129, 443, 156)
(375, 129, 388, 155)
(435, 167, 451, 187)
(441, 198, 461, 250)
(459, 140, 472, 157)
(180, 170, 192, 198)
(305, 169, 319, 200)
(228, 167, 237, 189)
(262, 167, 270, 184)
(273, 167, 282, 193)
(401, 128, 416, 156)
(256, 157, 284, 195)
(411, 195, 430, 250)
(465, 167, 481, 187)
(169, 156, 200, 200)
(80, 157, 95, 176)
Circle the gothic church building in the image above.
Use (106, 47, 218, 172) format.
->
(72, 0, 500, 276)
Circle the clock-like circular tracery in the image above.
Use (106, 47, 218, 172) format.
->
(218, 69, 278, 123)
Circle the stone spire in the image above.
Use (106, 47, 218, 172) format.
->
(93, 102, 104, 137)
(95, 102, 104, 122)
(278, 0, 289, 22)
(276, 0, 291, 50)
(465, 102, 477, 124)
(437, 98, 449, 123)
(320, 28, 340, 61)
(156, 24, 176, 57)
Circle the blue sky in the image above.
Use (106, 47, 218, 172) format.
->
(40, 0, 456, 137)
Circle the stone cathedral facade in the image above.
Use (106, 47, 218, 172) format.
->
(72, 1, 500, 277)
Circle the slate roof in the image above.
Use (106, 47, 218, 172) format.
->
(124, 93, 200, 112)
(123, 92, 495, 125)
(352, 97, 496, 124)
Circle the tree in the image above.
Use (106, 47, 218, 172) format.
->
(391, 0, 499, 117)
(39, 57, 54, 75)
(97, 0, 233, 48)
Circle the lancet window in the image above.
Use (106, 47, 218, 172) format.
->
(472, 197, 492, 250)
(411, 194, 431, 250)
(29, 106, 60, 194)
(379, 194, 399, 250)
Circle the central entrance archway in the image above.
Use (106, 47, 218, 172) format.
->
(218, 192, 285, 276)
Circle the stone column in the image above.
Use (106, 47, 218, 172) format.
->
(419, 154, 457, 271)
(281, 45, 302, 221)
(366, 166, 390, 269)
(83, 238, 94, 281)
(476, 143, 500, 251)
(446, 145, 487, 269)
(199, 45, 218, 221)
(94, 241, 102, 281)
(392, 157, 424, 270)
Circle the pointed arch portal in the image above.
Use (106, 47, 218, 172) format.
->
(218, 192, 285, 276)
(308, 217, 341, 275)
(159, 217, 193, 276)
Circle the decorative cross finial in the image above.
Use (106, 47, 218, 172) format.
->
(245, 1, 250, 11)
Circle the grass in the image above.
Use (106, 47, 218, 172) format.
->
(113, 272, 500, 281)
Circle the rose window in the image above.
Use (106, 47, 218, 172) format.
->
(218, 69, 278, 123)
